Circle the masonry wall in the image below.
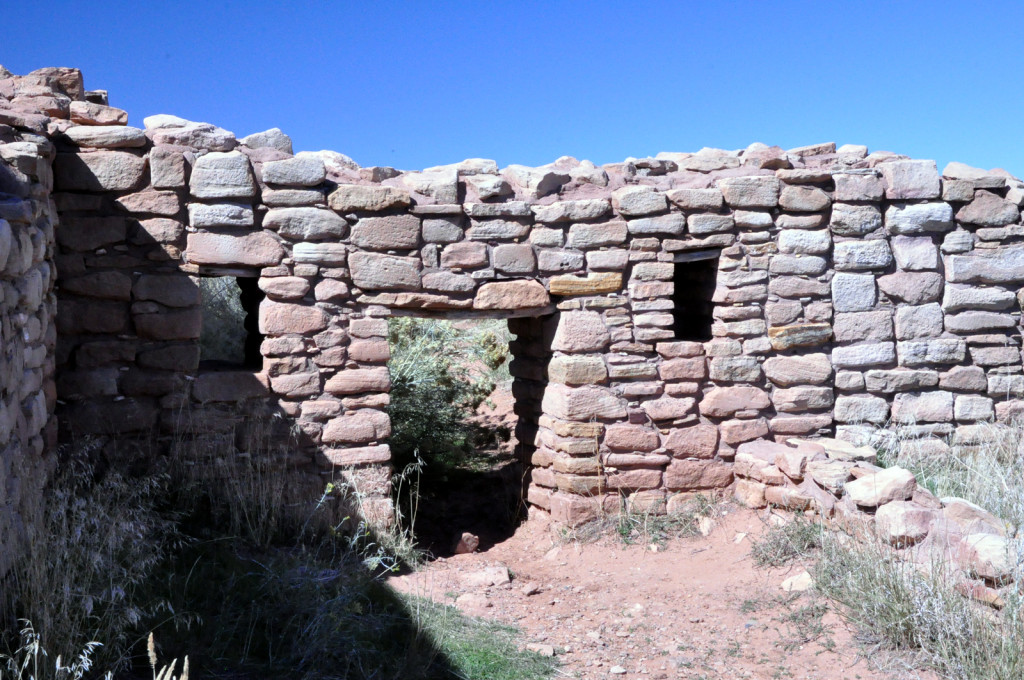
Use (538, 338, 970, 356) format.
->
(4, 66, 1024, 542)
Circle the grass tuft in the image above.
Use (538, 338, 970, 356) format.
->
(749, 514, 823, 568)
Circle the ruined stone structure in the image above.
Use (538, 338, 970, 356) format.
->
(4, 66, 1024, 568)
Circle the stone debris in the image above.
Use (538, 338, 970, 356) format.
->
(780, 570, 813, 592)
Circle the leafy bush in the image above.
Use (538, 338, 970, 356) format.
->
(386, 317, 510, 471)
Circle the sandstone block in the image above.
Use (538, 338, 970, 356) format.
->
(885, 202, 954, 234)
(895, 303, 944, 340)
(548, 355, 607, 385)
(612, 186, 667, 216)
(186, 232, 284, 267)
(718, 176, 780, 208)
(899, 339, 967, 366)
(492, 243, 536, 274)
(832, 342, 896, 369)
(134, 274, 200, 307)
(946, 245, 1024, 284)
(763, 354, 833, 387)
(832, 273, 876, 312)
(350, 252, 421, 290)
(261, 153, 326, 186)
(942, 284, 1015, 312)
(663, 423, 719, 458)
(880, 160, 941, 200)
(957, 534, 1015, 584)
(875, 501, 935, 546)
(322, 445, 392, 467)
(190, 151, 256, 199)
(688, 213, 736, 235)
(772, 387, 833, 412)
(779, 185, 830, 211)
(604, 424, 659, 452)
(768, 255, 826, 276)
(328, 184, 411, 212)
(264, 208, 348, 241)
(892, 391, 954, 423)
(135, 309, 201, 339)
(541, 384, 626, 420)
(664, 459, 733, 490)
(734, 479, 767, 508)
(54, 151, 146, 191)
(767, 323, 832, 350)
(69, 100, 128, 125)
(945, 311, 1015, 334)
(891, 235, 939, 271)
(643, 396, 697, 421)
(956, 190, 1020, 226)
(778, 229, 830, 254)
(833, 239, 892, 271)
(324, 367, 392, 394)
(567, 221, 628, 249)
(323, 409, 391, 444)
(830, 203, 882, 236)
(834, 395, 889, 424)
(628, 214, 686, 236)
(258, 299, 329, 335)
(699, 386, 770, 417)
(845, 467, 916, 507)
(474, 280, 549, 309)
(187, 203, 253, 228)
(666, 187, 723, 211)
(833, 311, 893, 342)
(532, 198, 611, 223)
(549, 272, 622, 295)
(864, 369, 938, 393)
(259, 276, 311, 300)
(833, 173, 884, 201)
(65, 125, 146, 149)
(352, 214, 420, 250)
(192, 371, 269, 402)
(877, 272, 943, 305)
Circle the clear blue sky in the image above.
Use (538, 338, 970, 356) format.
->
(7, 1, 1024, 175)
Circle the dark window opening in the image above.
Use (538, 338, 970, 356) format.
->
(198, 276, 264, 369)
(671, 254, 719, 342)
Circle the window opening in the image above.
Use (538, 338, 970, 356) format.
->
(198, 275, 264, 368)
(671, 252, 719, 342)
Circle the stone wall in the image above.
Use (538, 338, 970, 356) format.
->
(4, 66, 1024, 547)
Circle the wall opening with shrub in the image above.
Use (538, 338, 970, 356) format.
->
(198, 276, 264, 369)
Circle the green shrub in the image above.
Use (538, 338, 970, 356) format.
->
(386, 318, 510, 472)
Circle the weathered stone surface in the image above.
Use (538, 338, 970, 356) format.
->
(895, 303, 944, 340)
(612, 186, 667, 216)
(833, 173, 885, 201)
(875, 501, 935, 546)
(956, 190, 1019, 226)
(832, 273, 876, 312)
(864, 369, 938, 393)
(324, 367, 392, 394)
(663, 423, 718, 458)
(946, 246, 1024, 284)
(958, 534, 1014, 584)
(830, 203, 882, 236)
(323, 409, 391, 444)
(879, 160, 941, 200)
(832, 342, 896, 369)
(891, 235, 939, 271)
(718, 176, 780, 208)
(891, 391, 954, 423)
(258, 300, 329, 335)
(58, 215, 127, 251)
(352, 214, 420, 250)
(772, 386, 833, 413)
(666, 188, 723, 211)
(502, 165, 569, 199)
(492, 243, 536, 274)
(834, 311, 893, 342)
(779, 185, 830, 212)
(767, 323, 831, 350)
(954, 394, 994, 422)
(664, 459, 733, 490)
(549, 272, 622, 295)
(190, 151, 256, 199)
(186, 232, 284, 267)
(146, 115, 237, 150)
(628, 214, 686, 236)
(328, 184, 412, 212)
(532, 198, 610, 223)
(541, 384, 626, 420)
(945, 311, 1015, 333)
(262, 152, 326, 186)
(474, 280, 549, 309)
(699, 386, 770, 417)
(845, 467, 916, 507)
(942, 284, 1015, 312)
(604, 424, 659, 452)
(548, 355, 607, 385)
(568, 221, 628, 249)
(54, 151, 146, 191)
(552, 311, 610, 352)
(69, 100, 128, 125)
(349, 252, 421, 290)
(293, 243, 348, 265)
(763, 354, 833, 387)
(899, 339, 967, 366)
(240, 127, 293, 153)
(709, 356, 761, 382)
(264, 207, 348, 240)
(778, 229, 830, 254)
(187, 203, 253, 228)
(65, 125, 146, 148)
(688, 213, 736, 235)
(193, 371, 269, 402)
(885, 202, 954, 234)
(833, 239, 892, 270)
(877, 272, 944, 305)
(259, 276, 311, 300)
(834, 395, 890, 423)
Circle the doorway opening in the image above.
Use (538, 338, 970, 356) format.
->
(197, 275, 264, 369)
(385, 313, 549, 556)
(671, 250, 720, 342)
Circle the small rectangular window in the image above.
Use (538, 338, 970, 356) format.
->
(198, 276, 264, 368)
(671, 251, 719, 342)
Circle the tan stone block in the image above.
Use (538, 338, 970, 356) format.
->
(324, 367, 392, 394)
(474, 280, 550, 309)
(549, 272, 622, 295)
(664, 459, 733, 490)
(322, 444, 392, 466)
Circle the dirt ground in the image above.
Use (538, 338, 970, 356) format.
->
(388, 506, 939, 680)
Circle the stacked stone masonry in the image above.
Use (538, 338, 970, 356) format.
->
(4, 67, 1024, 560)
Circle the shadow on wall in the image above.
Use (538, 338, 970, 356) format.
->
(51, 245, 469, 677)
